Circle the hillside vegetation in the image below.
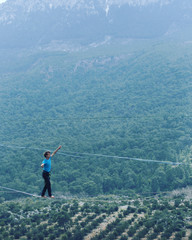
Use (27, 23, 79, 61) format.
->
(1, 193, 192, 240)
(0, 40, 192, 198)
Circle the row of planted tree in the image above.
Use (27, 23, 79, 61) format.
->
(0, 194, 192, 240)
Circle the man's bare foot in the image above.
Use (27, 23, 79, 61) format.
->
(50, 196, 54, 198)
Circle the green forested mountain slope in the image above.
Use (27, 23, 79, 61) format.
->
(0, 40, 192, 198)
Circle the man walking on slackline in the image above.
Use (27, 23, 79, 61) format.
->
(41, 145, 62, 198)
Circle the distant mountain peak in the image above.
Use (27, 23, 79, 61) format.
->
(0, 0, 192, 49)
(1, 0, 174, 10)
(0, 0, 175, 23)
(105, 0, 173, 7)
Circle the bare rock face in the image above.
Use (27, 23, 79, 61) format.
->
(0, 0, 192, 48)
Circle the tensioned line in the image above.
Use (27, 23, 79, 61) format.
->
(0, 185, 180, 201)
(0, 143, 183, 165)
(0, 186, 41, 198)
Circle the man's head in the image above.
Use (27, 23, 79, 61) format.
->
(44, 151, 51, 158)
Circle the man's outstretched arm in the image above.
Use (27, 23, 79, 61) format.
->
(51, 145, 62, 157)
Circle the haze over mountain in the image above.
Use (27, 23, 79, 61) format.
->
(0, 0, 192, 48)
(0, 0, 192, 199)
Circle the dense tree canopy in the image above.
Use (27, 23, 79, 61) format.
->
(0, 40, 191, 198)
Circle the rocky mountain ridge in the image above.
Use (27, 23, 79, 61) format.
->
(0, 0, 191, 48)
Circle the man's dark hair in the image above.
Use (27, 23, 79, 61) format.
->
(44, 151, 51, 158)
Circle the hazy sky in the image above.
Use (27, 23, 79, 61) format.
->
(0, 0, 6, 4)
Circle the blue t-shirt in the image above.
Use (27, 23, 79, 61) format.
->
(42, 157, 51, 172)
